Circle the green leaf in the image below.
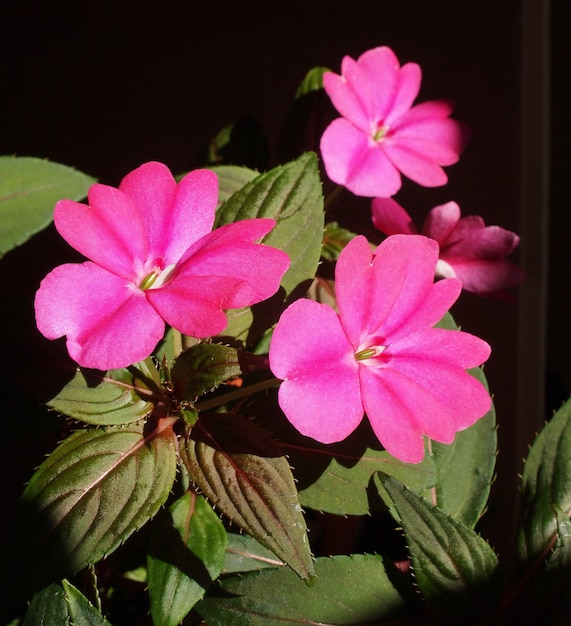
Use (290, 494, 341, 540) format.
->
(424, 313, 497, 527)
(517, 397, 571, 566)
(222, 532, 284, 574)
(0, 156, 95, 258)
(181, 413, 314, 582)
(8, 419, 177, 596)
(47, 363, 157, 425)
(171, 343, 242, 401)
(147, 492, 227, 626)
(215, 152, 324, 298)
(197, 554, 409, 625)
(205, 116, 268, 170)
(211, 164, 258, 207)
(379, 474, 502, 618)
(23, 580, 111, 626)
(320, 221, 357, 261)
(294, 66, 329, 98)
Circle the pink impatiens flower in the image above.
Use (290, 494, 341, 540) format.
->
(372, 197, 523, 296)
(269, 235, 491, 464)
(320, 46, 469, 198)
(35, 162, 290, 371)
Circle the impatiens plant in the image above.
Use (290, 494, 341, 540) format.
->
(1, 44, 567, 626)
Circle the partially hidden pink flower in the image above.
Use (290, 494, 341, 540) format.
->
(35, 162, 290, 370)
(320, 46, 469, 198)
(372, 197, 524, 296)
(269, 235, 491, 464)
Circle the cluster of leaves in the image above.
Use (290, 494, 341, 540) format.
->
(1, 89, 570, 626)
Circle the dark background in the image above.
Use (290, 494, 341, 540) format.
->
(0, 0, 567, 557)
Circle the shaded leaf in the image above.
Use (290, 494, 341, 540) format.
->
(7, 419, 177, 596)
(294, 66, 329, 98)
(379, 474, 502, 618)
(222, 532, 284, 574)
(0, 156, 95, 258)
(211, 164, 258, 207)
(204, 116, 268, 171)
(518, 397, 571, 565)
(172, 343, 242, 401)
(23, 580, 111, 626)
(147, 491, 227, 626)
(47, 362, 158, 426)
(197, 554, 409, 625)
(181, 413, 314, 581)
(320, 221, 357, 261)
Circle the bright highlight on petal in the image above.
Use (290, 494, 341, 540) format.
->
(320, 46, 470, 198)
(269, 234, 492, 464)
(34, 162, 290, 370)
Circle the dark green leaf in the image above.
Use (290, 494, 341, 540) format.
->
(197, 554, 408, 625)
(172, 343, 242, 401)
(0, 156, 95, 258)
(147, 492, 227, 626)
(320, 221, 357, 261)
(294, 66, 329, 98)
(181, 413, 314, 582)
(222, 532, 283, 574)
(9, 419, 177, 596)
(379, 474, 502, 618)
(47, 362, 157, 425)
(518, 397, 571, 566)
(23, 580, 111, 626)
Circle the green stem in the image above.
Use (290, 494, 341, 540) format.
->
(195, 377, 282, 412)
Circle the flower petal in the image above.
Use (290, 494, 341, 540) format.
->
(320, 118, 402, 197)
(421, 201, 461, 244)
(371, 197, 418, 236)
(34, 262, 165, 370)
(323, 64, 371, 133)
(449, 259, 524, 294)
(269, 299, 363, 444)
(443, 222, 521, 261)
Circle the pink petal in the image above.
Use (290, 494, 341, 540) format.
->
(54, 187, 148, 280)
(443, 222, 521, 261)
(320, 118, 402, 197)
(383, 62, 422, 125)
(382, 140, 450, 188)
(421, 201, 461, 244)
(352, 47, 400, 121)
(371, 197, 418, 236)
(323, 65, 371, 133)
(34, 262, 165, 370)
(449, 259, 524, 294)
(269, 299, 363, 443)
(118, 161, 178, 256)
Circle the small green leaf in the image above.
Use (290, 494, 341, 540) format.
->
(9, 419, 177, 596)
(171, 343, 242, 401)
(147, 492, 227, 626)
(517, 397, 571, 566)
(23, 580, 111, 626)
(181, 413, 314, 581)
(379, 474, 502, 618)
(197, 554, 409, 626)
(320, 221, 357, 261)
(222, 532, 284, 574)
(294, 66, 329, 98)
(0, 156, 95, 258)
(47, 363, 157, 425)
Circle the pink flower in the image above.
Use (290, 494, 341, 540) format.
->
(269, 235, 491, 464)
(372, 197, 524, 296)
(320, 46, 469, 198)
(35, 162, 290, 371)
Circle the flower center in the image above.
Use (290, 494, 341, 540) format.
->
(139, 263, 177, 291)
(355, 345, 386, 361)
(372, 124, 390, 142)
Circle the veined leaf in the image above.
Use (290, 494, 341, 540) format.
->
(181, 413, 314, 582)
(222, 532, 284, 574)
(23, 580, 111, 626)
(517, 397, 571, 565)
(0, 156, 95, 258)
(8, 419, 177, 596)
(47, 362, 158, 425)
(197, 554, 409, 625)
(147, 492, 227, 626)
(379, 474, 502, 618)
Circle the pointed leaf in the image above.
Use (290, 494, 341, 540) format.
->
(47, 363, 157, 425)
(518, 397, 571, 565)
(181, 413, 314, 581)
(0, 156, 95, 258)
(294, 66, 329, 98)
(215, 152, 324, 298)
(147, 491, 227, 626)
(211, 165, 258, 206)
(8, 418, 177, 596)
(223, 532, 284, 574)
(197, 554, 409, 625)
(23, 580, 111, 626)
(379, 474, 502, 618)
(172, 343, 242, 401)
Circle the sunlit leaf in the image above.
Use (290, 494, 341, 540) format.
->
(379, 474, 502, 618)
(197, 554, 409, 625)
(222, 532, 284, 574)
(0, 156, 95, 258)
(147, 492, 227, 626)
(181, 413, 314, 581)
